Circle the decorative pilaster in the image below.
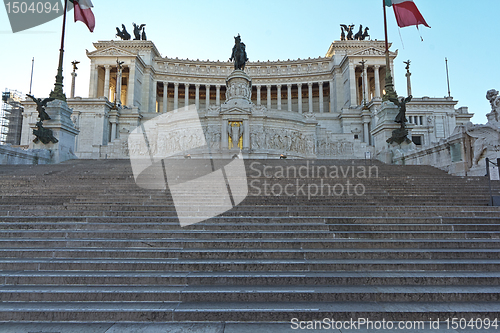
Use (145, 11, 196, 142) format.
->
(349, 61, 356, 106)
(243, 120, 250, 150)
(363, 120, 370, 144)
(256, 85, 261, 106)
(111, 122, 117, 141)
(221, 119, 228, 149)
(116, 64, 123, 105)
(363, 65, 369, 102)
(126, 61, 136, 107)
(88, 61, 98, 98)
(216, 85, 221, 106)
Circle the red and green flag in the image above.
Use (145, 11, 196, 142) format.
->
(385, 0, 430, 28)
(69, 0, 95, 32)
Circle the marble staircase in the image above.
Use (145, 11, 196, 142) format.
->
(0, 159, 499, 322)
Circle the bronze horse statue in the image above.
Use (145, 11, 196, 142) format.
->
(354, 25, 369, 40)
(116, 24, 131, 40)
(230, 34, 248, 70)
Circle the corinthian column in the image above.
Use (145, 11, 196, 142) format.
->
(374, 65, 381, 98)
(163, 81, 168, 113)
(267, 85, 272, 109)
(205, 85, 210, 108)
(287, 84, 292, 111)
(308, 82, 313, 113)
(174, 82, 179, 110)
(319, 82, 324, 113)
(103, 65, 111, 100)
(195, 84, 200, 110)
(277, 85, 282, 110)
(297, 84, 303, 113)
(184, 83, 190, 107)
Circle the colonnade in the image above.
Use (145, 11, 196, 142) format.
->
(158, 81, 332, 114)
(88, 61, 136, 107)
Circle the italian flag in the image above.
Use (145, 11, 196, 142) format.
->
(385, 0, 430, 28)
(69, 0, 95, 32)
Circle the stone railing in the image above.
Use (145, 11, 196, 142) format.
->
(0, 145, 51, 165)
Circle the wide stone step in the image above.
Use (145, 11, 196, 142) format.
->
(1, 222, 500, 234)
(0, 229, 498, 240)
(1, 238, 499, 249)
(2, 209, 500, 218)
(3, 271, 500, 286)
(1, 258, 499, 272)
(1, 248, 499, 260)
(1, 285, 499, 302)
(0, 301, 499, 322)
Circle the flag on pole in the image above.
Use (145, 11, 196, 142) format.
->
(69, 0, 95, 32)
(385, 0, 430, 28)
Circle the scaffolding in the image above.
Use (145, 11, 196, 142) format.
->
(0, 89, 24, 145)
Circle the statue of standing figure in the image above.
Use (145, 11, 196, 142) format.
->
(228, 122, 244, 149)
(230, 34, 248, 70)
(386, 95, 413, 145)
(26, 94, 54, 121)
(390, 95, 412, 125)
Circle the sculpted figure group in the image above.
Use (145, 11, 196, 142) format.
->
(340, 24, 370, 41)
(116, 23, 146, 41)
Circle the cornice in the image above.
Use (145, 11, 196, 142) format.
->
(326, 40, 391, 58)
(92, 40, 161, 58)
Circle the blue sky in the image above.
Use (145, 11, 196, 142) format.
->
(1, 0, 498, 123)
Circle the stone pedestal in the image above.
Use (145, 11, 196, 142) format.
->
(223, 70, 252, 110)
(371, 101, 403, 163)
(220, 70, 252, 157)
(32, 100, 79, 163)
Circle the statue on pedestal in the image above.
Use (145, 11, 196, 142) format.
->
(26, 94, 59, 144)
(230, 34, 248, 70)
(33, 121, 58, 144)
(391, 95, 412, 125)
(486, 89, 500, 125)
(26, 94, 54, 121)
(228, 122, 244, 149)
(387, 95, 412, 145)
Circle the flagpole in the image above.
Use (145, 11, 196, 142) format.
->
(382, 0, 397, 101)
(50, 0, 68, 101)
(29, 57, 34, 95)
(445, 57, 451, 98)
